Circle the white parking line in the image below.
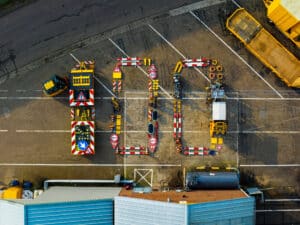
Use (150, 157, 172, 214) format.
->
(240, 164, 300, 167)
(14, 129, 300, 134)
(265, 199, 300, 202)
(231, 0, 242, 8)
(189, 11, 284, 99)
(93, 74, 117, 98)
(229, 131, 300, 134)
(256, 209, 300, 212)
(148, 24, 210, 82)
(0, 163, 181, 167)
(16, 130, 69, 133)
(0, 97, 68, 100)
(108, 38, 173, 99)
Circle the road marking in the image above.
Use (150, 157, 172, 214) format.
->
(0, 97, 68, 100)
(169, 0, 225, 16)
(69, 53, 81, 64)
(148, 24, 210, 82)
(16, 130, 69, 133)
(0, 90, 8, 92)
(0, 130, 8, 132)
(14, 129, 300, 134)
(0, 163, 181, 167)
(265, 199, 300, 202)
(189, 11, 284, 99)
(236, 93, 239, 167)
(256, 209, 300, 212)
(108, 38, 173, 99)
(93, 74, 117, 98)
(231, 0, 242, 8)
(240, 164, 300, 167)
(229, 131, 300, 134)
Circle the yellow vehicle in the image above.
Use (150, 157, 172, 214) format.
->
(264, 0, 300, 48)
(42, 75, 68, 96)
(2, 187, 22, 199)
(226, 8, 300, 88)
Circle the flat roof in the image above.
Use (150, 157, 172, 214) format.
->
(11, 187, 121, 205)
(119, 189, 248, 204)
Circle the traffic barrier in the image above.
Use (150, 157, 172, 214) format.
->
(112, 80, 117, 92)
(118, 80, 122, 92)
(69, 89, 94, 107)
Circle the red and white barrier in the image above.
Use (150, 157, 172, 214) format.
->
(112, 80, 117, 92)
(148, 80, 153, 91)
(173, 113, 178, 138)
(71, 121, 95, 155)
(118, 80, 122, 92)
(69, 89, 95, 107)
(183, 61, 209, 68)
(117, 57, 141, 66)
(177, 113, 182, 138)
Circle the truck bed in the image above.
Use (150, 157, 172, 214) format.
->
(226, 8, 300, 88)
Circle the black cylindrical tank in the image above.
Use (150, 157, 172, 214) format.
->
(186, 172, 239, 190)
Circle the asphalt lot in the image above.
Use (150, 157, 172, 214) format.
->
(0, 0, 299, 223)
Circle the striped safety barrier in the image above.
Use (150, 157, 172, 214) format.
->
(69, 89, 95, 107)
(71, 121, 95, 155)
(112, 80, 117, 92)
(118, 80, 122, 92)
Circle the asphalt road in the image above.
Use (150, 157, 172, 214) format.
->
(0, 0, 197, 81)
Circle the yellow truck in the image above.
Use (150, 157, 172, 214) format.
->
(264, 0, 300, 48)
(226, 8, 300, 88)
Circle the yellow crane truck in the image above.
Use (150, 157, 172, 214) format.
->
(226, 8, 300, 88)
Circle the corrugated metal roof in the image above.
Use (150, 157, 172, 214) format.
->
(188, 197, 255, 225)
(25, 199, 113, 225)
(114, 196, 186, 225)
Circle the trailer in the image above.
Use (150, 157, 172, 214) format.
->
(226, 8, 300, 88)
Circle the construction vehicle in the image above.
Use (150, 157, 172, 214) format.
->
(226, 8, 300, 88)
(42, 75, 68, 96)
(69, 61, 95, 155)
(263, 0, 300, 48)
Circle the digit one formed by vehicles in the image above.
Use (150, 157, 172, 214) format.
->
(69, 61, 95, 155)
(226, 8, 300, 88)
